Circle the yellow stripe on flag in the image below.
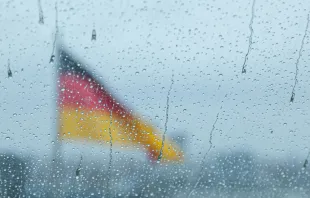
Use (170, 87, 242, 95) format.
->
(59, 107, 183, 162)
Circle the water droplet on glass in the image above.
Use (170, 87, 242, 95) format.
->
(50, 55, 55, 63)
(91, 29, 96, 41)
(290, 93, 295, 102)
(7, 59, 12, 78)
(304, 159, 308, 168)
(7, 67, 12, 78)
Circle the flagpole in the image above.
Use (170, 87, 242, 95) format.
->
(51, 40, 63, 198)
(50, 3, 62, 197)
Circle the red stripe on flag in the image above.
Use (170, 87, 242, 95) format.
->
(58, 73, 133, 119)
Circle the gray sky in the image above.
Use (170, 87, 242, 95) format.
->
(0, 0, 310, 164)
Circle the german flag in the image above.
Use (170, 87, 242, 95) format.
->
(57, 48, 183, 163)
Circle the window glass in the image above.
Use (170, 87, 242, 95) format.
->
(1, 0, 310, 197)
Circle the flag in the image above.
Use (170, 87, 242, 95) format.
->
(56, 48, 183, 163)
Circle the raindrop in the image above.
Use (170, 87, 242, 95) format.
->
(304, 159, 308, 168)
(76, 155, 83, 177)
(290, 93, 295, 103)
(91, 29, 96, 41)
(7, 68, 12, 78)
(241, 0, 256, 73)
(157, 72, 174, 162)
(7, 59, 12, 78)
(37, 0, 44, 24)
(75, 167, 81, 177)
(50, 55, 55, 63)
(290, 13, 309, 102)
(49, 2, 58, 63)
(303, 150, 310, 168)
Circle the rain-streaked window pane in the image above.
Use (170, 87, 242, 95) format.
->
(1, 0, 310, 197)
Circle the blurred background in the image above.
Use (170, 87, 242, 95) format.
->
(1, 0, 310, 197)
